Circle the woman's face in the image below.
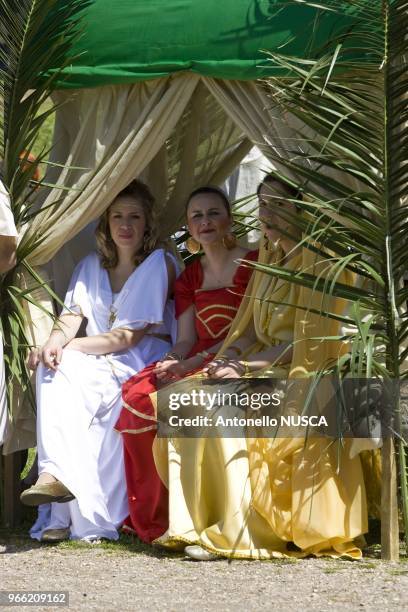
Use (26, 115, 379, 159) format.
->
(258, 181, 298, 252)
(108, 196, 146, 254)
(186, 193, 231, 246)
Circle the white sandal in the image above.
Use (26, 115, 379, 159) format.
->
(184, 545, 219, 561)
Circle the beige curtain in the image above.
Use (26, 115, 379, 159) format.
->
(39, 78, 252, 298)
(203, 79, 296, 176)
(204, 78, 363, 196)
(136, 79, 253, 238)
(26, 75, 201, 267)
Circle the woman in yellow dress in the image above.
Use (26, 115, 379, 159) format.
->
(153, 175, 368, 560)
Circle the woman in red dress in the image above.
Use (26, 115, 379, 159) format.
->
(115, 186, 257, 542)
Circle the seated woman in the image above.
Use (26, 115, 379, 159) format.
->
(153, 174, 368, 560)
(115, 186, 258, 542)
(21, 179, 178, 543)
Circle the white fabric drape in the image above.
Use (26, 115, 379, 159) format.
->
(0, 181, 17, 236)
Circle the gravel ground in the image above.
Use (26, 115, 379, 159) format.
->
(1, 535, 407, 612)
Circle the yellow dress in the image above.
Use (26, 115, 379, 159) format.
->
(153, 243, 368, 558)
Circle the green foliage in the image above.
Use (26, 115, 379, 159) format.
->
(253, 0, 408, 547)
(30, 100, 55, 161)
(0, 0, 89, 470)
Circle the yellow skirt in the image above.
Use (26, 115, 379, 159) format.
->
(153, 434, 368, 559)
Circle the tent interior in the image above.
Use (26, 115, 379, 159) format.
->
(2, 0, 366, 456)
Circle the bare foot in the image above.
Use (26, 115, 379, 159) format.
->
(36, 473, 58, 485)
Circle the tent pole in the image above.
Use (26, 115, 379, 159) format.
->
(381, 438, 399, 560)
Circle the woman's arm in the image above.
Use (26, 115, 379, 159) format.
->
(153, 305, 197, 380)
(207, 342, 293, 379)
(66, 326, 150, 355)
(64, 253, 176, 357)
(29, 313, 83, 371)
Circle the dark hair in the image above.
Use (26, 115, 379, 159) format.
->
(186, 186, 231, 216)
(256, 173, 300, 200)
(95, 179, 158, 269)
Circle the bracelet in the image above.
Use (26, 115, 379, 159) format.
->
(164, 351, 183, 361)
(239, 360, 251, 376)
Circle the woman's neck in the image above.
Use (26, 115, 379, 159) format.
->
(116, 248, 137, 270)
(200, 242, 245, 289)
(202, 242, 234, 268)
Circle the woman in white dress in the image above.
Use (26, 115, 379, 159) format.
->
(21, 179, 178, 542)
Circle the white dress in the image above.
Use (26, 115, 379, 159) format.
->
(0, 180, 18, 445)
(30, 248, 178, 541)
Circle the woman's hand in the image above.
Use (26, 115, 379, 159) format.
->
(154, 358, 192, 382)
(35, 339, 65, 371)
(204, 358, 245, 379)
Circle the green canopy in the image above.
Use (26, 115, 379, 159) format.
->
(54, 0, 364, 89)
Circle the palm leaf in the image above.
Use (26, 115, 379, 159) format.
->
(0, 0, 89, 484)
(251, 0, 408, 557)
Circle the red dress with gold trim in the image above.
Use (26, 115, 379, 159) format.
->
(115, 250, 258, 542)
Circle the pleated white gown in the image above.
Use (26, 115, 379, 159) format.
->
(30, 249, 177, 541)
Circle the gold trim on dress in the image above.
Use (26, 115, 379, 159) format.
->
(197, 304, 238, 313)
(122, 400, 157, 422)
(114, 425, 157, 435)
(195, 303, 239, 339)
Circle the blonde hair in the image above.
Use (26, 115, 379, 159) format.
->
(95, 179, 158, 269)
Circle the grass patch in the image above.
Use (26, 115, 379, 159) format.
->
(0, 526, 180, 558)
(56, 533, 172, 557)
(388, 568, 408, 576)
(3, 531, 184, 559)
(355, 562, 377, 570)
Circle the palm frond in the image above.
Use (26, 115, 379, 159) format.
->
(0, 0, 91, 221)
(254, 0, 408, 555)
(0, 0, 90, 473)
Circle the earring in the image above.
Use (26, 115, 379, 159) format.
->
(222, 232, 237, 250)
(186, 237, 201, 255)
